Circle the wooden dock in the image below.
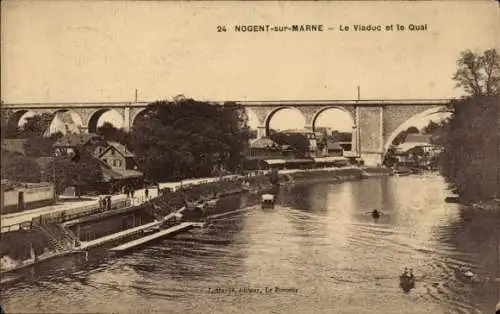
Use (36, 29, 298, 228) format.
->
(79, 220, 161, 249)
(108, 222, 203, 253)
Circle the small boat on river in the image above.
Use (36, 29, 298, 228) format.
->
(399, 274, 415, 292)
(393, 167, 412, 176)
(261, 194, 275, 209)
(454, 266, 476, 282)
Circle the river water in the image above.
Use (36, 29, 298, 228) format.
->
(2, 174, 500, 314)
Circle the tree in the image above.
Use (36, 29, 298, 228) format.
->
(423, 120, 443, 135)
(23, 132, 63, 157)
(433, 48, 500, 201)
(97, 122, 132, 148)
(316, 130, 328, 151)
(130, 98, 251, 181)
(46, 150, 104, 195)
(392, 131, 407, 145)
(20, 113, 54, 137)
(1, 150, 42, 183)
(435, 95, 498, 201)
(452, 49, 500, 96)
(269, 130, 310, 157)
(406, 126, 419, 134)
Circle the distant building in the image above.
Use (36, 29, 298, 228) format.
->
(246, 138, 281, 158)
(394, 133, 442, 157)
(324, 140, 343, 157)
(1, 180, 55, 214)
(331, 131, 353, 151)
(243, 138, 282, 170)
(386, 133, 442, 168)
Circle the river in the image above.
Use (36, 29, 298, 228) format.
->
(2, 174, 500, 314)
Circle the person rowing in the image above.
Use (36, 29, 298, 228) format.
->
(457, 264, 475, 280)
(371, 209, 380, 220)
(400, 267, 416, 292)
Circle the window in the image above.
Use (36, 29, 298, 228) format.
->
(111, 149, 116, 156)
(103, 158, 108, 164)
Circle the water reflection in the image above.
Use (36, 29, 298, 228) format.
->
(2, 175, 499, 314)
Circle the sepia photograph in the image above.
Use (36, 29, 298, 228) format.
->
(0, 1, 499, 313)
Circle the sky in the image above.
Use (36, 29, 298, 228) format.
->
(2, 1, 499, 130)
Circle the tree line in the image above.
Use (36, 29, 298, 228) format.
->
(432, 48, 499, 201)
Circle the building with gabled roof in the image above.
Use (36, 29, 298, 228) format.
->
(96, 141, 143, 193)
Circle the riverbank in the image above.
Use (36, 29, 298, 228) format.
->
(0, 165, 392, 279)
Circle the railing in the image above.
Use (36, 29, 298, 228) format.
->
(1, 221, 32, 233)
(32, 199, 131, 226)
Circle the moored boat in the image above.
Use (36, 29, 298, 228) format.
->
(261, 194, 275, 209)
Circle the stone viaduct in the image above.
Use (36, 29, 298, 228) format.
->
(1, 99, 451, 166)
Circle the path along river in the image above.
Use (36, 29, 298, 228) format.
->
(2, 173, 500, 314)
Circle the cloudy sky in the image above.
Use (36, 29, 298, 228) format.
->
(2, 1, 498, 104)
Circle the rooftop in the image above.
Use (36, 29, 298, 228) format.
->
(101, 165, 143, 182)
(104, 141, 135, 158)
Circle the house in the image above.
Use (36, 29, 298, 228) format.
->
(394, 133, 442, 158)
(97, 142, 143, 193)
(246, 138, 281, 159)
(385, 133, 442, 168)
(243, 138, 282, 171)
(53, 134, 143, 194)
(318, 139, 343, 157)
